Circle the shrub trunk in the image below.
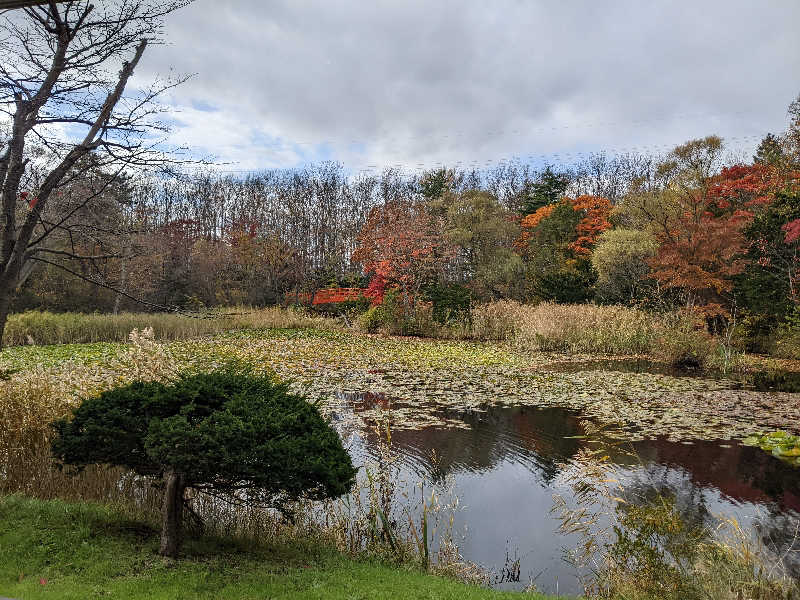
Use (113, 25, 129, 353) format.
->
(159, 469, 186, 558)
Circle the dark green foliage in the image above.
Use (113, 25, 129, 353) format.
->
(733, 311, 779, 354)
(525, 201, 596, 302)
(52, 370, 357, 505)
(313, 297, 372, 317)
(753, 133, 785, 166)
(419, 168, 452, 200)
(736, 187, 800, 323)
(531, 261, 596, 304)
(423, 283, 472, 324)
(521, 166, 570, 216)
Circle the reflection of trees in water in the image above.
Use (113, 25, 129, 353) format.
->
(350, 395, 800, 507)
(357, 403, 585, 482)
(631, 439, 800, 513)
(345, 393, 800, 567)
(617, 464, 713, 530)
(616, 462, 800, 578)
(753, 509, 800, 576)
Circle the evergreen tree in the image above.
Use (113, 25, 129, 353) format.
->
(52, 370, 356, 557)
(521, 166, 570, 216)
(753, 133, 785, 166)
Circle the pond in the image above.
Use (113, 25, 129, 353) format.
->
(335, 392, 800, 596)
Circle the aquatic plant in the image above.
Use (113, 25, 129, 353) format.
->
(743, 431, 800, 466)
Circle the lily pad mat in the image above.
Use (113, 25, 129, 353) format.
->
(4, 328, 799, 443)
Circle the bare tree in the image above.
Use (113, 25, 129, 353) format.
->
(0, 0, 189, 346)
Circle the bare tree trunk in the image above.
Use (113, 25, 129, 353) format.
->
(113, 238, 131, 315)
(159, 469, 186, 558)
(0, 293, 11, 351)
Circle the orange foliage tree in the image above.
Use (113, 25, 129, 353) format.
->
(648, 163, 784, 315)
(514, 195, 611, 302)
(515, 195, 611, 255)
(569, 195, 613, 255)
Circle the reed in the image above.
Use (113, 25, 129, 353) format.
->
(3, 307, 339, 347)
(553, 423, 800, 600)
(465, 301, 718, 367)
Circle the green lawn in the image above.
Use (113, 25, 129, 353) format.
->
(0, 496, 558, 600)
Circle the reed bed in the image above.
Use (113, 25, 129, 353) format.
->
(6, 302, 724, 370)
(466, 301, 717, 367)
(3, 307, 339, 347)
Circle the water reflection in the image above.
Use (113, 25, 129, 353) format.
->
(339, 393, 800, 595)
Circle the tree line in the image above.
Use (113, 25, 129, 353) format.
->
(19, 149, 692, 312)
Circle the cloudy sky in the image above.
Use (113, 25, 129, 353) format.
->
(135, 0, 800, 173)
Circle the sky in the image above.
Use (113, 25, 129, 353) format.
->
(134, 0, 800, 174)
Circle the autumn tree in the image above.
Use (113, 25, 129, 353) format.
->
(0, 0, 189, 346)
(643, 137, 784, 315)
(592, 228, 658, 303)
(352, 200, 451, 314)
(516, 195, 612, 302)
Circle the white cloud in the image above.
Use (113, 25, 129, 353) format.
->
(134, 0, 800, 172)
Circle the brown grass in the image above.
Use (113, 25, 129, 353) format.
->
(3, 307, 339, 346)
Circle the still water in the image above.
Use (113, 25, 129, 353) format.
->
(336, 393, 800, 596)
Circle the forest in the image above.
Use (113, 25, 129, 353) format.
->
(20, 94, 800, 360)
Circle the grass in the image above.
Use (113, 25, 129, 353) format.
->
(3, 307, 338, 346)
(0, 495, 556, 600)
(4, 304, 744, 372)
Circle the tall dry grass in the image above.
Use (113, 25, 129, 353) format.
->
(5, 303, 725, 370)
(467, 301, 716, 366)
(554, 424, 800, 600)
(3, 307, 338, 346)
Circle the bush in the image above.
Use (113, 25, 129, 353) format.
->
(731, 312, 780, 354)
(355, 291, 437, 337)
(652, 311, 715, 370)
(359, 306, 384, 333)
(51, 369, 357, 557)
(423, 283, 472, 325)
(773, 307, 800, 359)
(312, 297, 372, 318)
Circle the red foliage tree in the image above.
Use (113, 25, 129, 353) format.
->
(784, 219, 800, 245)
(648, 164, 784, 315)
(352, 200, 450, 309)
